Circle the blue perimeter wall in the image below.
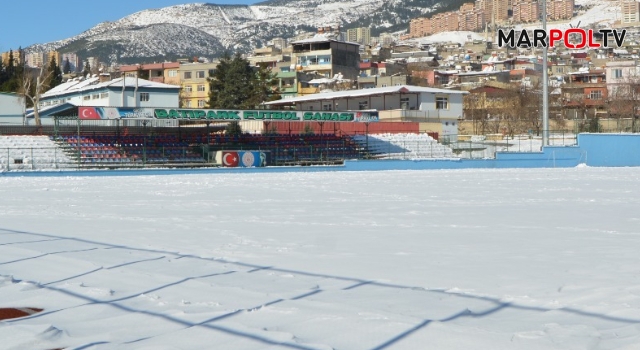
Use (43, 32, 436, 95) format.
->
(2, 133, 639, 177)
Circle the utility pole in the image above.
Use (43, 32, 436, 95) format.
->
(542, 0, 550, 146)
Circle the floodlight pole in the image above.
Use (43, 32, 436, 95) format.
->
(542, 0, 550, 146)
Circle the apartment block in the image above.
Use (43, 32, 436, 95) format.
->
(621, 0, 640, 23)
(1, 51, 22, 66)
(513, 0, 540, 22)
(25, 52, 45, 68)
(178, 62, 218, 108)
(291, 37, 360, 81)
(346, 27, 372, 45)
(547, 0, 574, 21)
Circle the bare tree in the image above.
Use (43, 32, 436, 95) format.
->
(20, 65, 55, 126)
(607, 73, 640, 132)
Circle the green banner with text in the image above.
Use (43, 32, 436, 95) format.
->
(153, 109, 379, 122)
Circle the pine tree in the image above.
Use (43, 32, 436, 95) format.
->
(252, 62, 281, 105)
(46, 56, 63, 90)
(207, 53, 280, 109)
(1, 49, 20, 92)
(82, 59, 91, 77)
(0, 58, 6, 90)
(135, 65, 149, 80)
(6, 50, 15, 79)
(63, 58, 71, 74)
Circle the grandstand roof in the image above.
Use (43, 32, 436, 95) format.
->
(25, 102, 78, 119)
(264, 85, 467, 106)
(42, 77, 179, 98)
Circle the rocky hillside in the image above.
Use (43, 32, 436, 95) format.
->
(27, 0, 465, 64)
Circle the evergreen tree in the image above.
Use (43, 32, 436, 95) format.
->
(224, 121, 243, 136)
(82, 59, 91, 77)
(207, 52, 280, 109)
(136, 65, 150, 80)
(0, 59, 6, 90)
(251, 62, 281, 106)
(46, 56, 63, 90)
(6, 50, 15, 80)
(1, 49, 19, 92)
(63, 58, 71, 74)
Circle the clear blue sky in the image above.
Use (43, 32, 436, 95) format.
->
(1, 0, 259, 51)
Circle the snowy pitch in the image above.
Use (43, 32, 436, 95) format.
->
(1, 167, 640, 349)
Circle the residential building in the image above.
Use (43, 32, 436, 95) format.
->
(561, 69, 608, 116)
(291, 37, 361, 81)
(513, 0, 540, 23)
(38, 76, 180, 110)
(247, 46, 287, 68)
(379, 33, 394, 47)
(25, 52, 45, 68)
(264, 85, 468, 138)
(346, 27, 372, 45)
(621, 0, 640, 23)
(606, 60, 640, 96)
(1, 51, 22, 66)
(547, 0, 574, 21)
(270, 37, 288, 50)
(46, 51, 62, 66)
(119, 62, 181, 85)
(179, 62, 218, 108)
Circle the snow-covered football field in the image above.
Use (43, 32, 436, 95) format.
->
(1, 167, 640, 349)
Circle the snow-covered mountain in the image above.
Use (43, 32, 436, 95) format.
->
(27, 0, 453, 65)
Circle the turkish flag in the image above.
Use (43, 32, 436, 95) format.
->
(79, 107, 100, 120)
(222, 151, 239, 167)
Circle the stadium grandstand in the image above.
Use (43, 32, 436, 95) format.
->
(0, 118, 457, 171)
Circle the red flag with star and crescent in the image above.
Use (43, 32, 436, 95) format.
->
(222, 151, 239, 167)
(79, 107, 101, 120)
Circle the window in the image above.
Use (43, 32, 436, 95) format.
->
(613, 69, 623, 79)
(589, 90, 603, 100)
(185, 100, 192, 107)
(140, 93, 150, 102)
(198, 99, 206, 108)
(168, 70, 177, 77)
(92, 94, 99, 100)
(184, 85, 193, 93)
(184, 71, 192, 79)
(436, 96, 449, 109)
(196, 71, 205, 79)
(100, 92, 109, 98)
(358, 101, 368, 110)
(322, 104, 332, 111)
(197, 84, 206, 92)
(83, 95, 90, 101)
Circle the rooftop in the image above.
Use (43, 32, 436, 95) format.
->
(264, 85, 467, 106)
